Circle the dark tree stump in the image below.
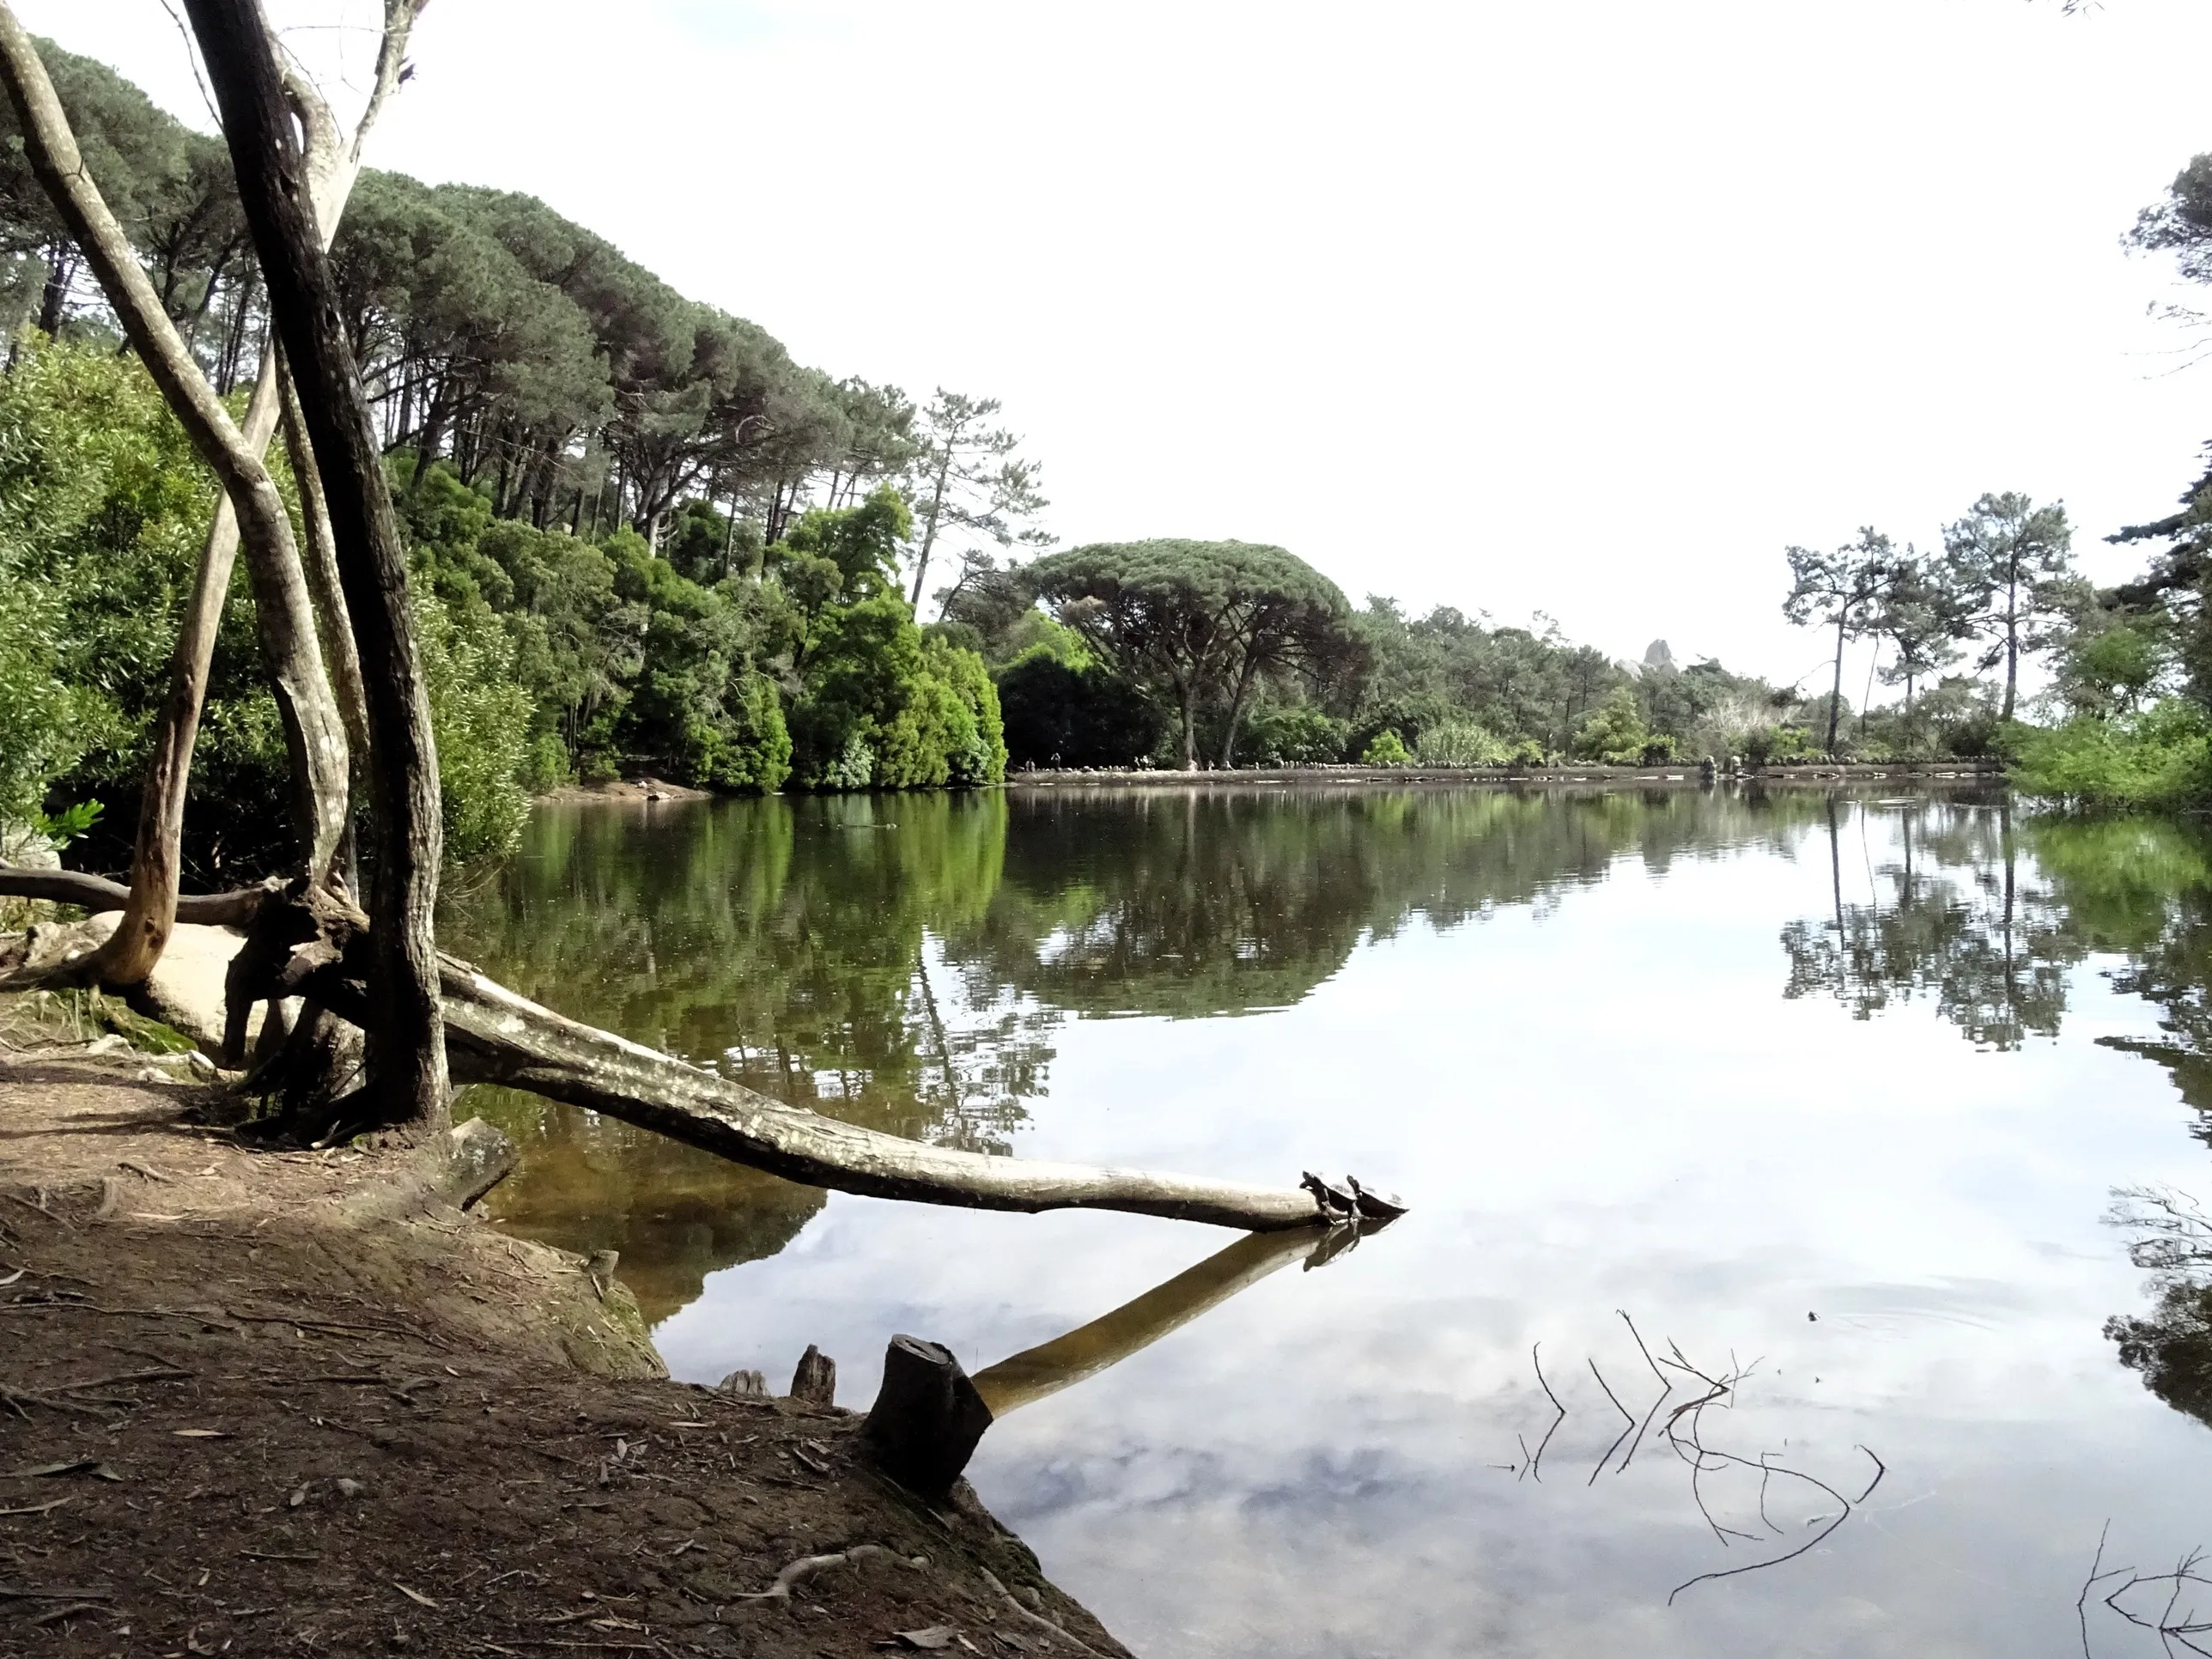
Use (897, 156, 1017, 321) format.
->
(789, 1344, 837, 1407)
(861, 1335, 995, 1498)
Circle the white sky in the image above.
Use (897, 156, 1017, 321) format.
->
(24, 0, 2212, 692)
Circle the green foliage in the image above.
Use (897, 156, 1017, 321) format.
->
(31, 799, 103, 846)
(1740, 723, 1819, 766)
(789, 593, 1004, 790)
(994, 647, 1161, 769)
(1571, 685, 1678, 764)
(2052, 614, 2169, 720)
(1416, 718, 1510, 767)
(1240, 703, 1350, 767)
(414, 592, 537, 866)
(2011, 699, 2212, 811)
(1360, 730, 1411, 766)
(778, 486, 909, 603)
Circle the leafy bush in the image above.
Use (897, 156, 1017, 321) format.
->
(2011, 699, 2212, 811)
(415, 592, 537, 865)
(1571, 686, 1662, 764)
(1360, 730, 1412, 766)
(790, 594, 1004, 789)
(1239, 703, 1349, 766)
(1417, 718, 1510, 767)
(1740, 723, 1819, 766)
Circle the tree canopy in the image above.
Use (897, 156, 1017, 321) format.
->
(1025, 538, 1355, 768)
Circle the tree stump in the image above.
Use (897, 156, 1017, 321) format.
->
(861, 1335, 995, 1498)
(790, 1344, 837, 1407)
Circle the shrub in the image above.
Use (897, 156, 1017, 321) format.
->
(1360, 730, 1412, 766)
(1571, 686, 1668, 764)
(415, 592, 536, 865)
(1239, 703, 1350, 766)
(791, 595, 1005, 790)
(2011, 699, 2212, 811)
(1417, 718, 1510, 767)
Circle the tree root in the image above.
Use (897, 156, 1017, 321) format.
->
(732, 1542, 923, 1601)
(978, 1567, 1101, 1656)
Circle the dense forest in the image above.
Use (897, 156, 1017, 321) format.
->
(0, 39, 2023, 889)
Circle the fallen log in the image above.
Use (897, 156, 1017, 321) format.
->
(435, 959, 1327, 1228)
(222, 886, 1343, 1232)
(0, 868, 281, 932)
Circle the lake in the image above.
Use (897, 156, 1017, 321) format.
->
(442, 785, 2212, 1658)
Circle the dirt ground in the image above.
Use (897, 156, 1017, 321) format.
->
(0, 1020, 1130, 1659)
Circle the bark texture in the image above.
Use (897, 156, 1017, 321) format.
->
(186, 0, 448, 1130)
(861, 1337, 994, 1498)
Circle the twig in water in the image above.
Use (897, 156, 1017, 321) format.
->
(1588, 1358, 1637, 1486)
(1667, 1444, 1885, 1605)
(1527, 1343, 1566, 1482)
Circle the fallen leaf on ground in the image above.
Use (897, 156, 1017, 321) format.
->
(393, 1583, 437, 1608)
(172, 1429, 228, 1438)
(891, 1628, 956, 1650)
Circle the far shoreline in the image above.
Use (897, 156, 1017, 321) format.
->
(531, 758, 2007, 807)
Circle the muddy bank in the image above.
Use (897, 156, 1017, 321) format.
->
(536, 777, 716, 805)
(0, 1016, 1131, 1658)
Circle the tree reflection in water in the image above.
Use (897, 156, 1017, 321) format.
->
(443, 785, 1848, 1323)
(1778, 797, 2075, 1049)
(1776, 802, 2212, 1436)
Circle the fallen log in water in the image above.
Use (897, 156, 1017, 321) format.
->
(203, 884, 1346, 1231)
(5, 879, 1366, 1230)
(434, 957, 1327, 1229)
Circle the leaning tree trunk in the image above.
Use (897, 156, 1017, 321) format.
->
(0, 6, 350, 982)
(187, 0, 447, 1132)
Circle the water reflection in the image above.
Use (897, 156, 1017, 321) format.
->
(437, 785, 2212, 1656)
(447, 787, 1862, 1313)
(1778, 800, 2075, 1048)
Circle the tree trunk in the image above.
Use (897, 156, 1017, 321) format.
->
(909, 449, 953, 611)
(860, 1337, 994, 1498)
(0, 6, 349, 982)
(1178, 679, 1198, 770)
(280, 352, 371, 764)
(2002, 574, 2019, 723)
(186, 0, 448, 1133)
(215, 881, 1334, 1226)
(1827, 615, 1845, 755)
(33, 240, 72, 334)
(1218, 659, 1259, 769)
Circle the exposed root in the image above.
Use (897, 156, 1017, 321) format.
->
(732, 1542, 923, 1601)
(979, 1567, 1102, 1656)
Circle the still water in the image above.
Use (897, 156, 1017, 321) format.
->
(443, 786, 2212, 1657)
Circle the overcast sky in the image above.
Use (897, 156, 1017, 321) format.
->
(25, 0, 2212, 691)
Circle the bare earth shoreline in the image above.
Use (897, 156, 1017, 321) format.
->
(0, 1020, 1130, 1659)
